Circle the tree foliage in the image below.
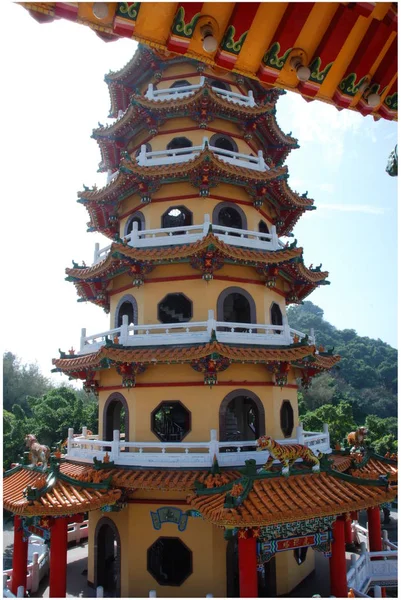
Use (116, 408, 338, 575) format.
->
(3, 353, 98, 470)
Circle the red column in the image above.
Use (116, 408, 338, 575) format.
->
(345, 516, 353, 545)
(238, 534, 258, 598)
(11, 516, 28, 596)
(329, 516, 348, 598)
(368, 506, 382, 553)
(49, 516, 68, 597)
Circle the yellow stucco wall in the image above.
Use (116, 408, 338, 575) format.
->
(97, 368, 298, 444)
(88, 502, 227, 597)
(275, 547, 315, 595)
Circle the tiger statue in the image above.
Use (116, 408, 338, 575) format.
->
(347, 427, 368, 451)
(25, 434, 51, 470)
(256, 435, 322, 473)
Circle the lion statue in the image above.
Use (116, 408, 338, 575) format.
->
(257, 435, 321, 474)
(25, 434, 50, 470)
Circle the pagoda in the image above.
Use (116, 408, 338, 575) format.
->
(3, 45, 397, 599)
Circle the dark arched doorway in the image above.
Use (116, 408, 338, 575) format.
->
(95, 518, 121, 597)
(219, 390, 265, 447)
(103, 393, 129, 444)
(115, 295, 138, 329)
(270, 302, 283, 334)
(217, 287, 256, 332)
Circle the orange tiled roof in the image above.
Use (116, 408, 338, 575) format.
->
(52, 341, 321, 372)
(350, 456, 398, 482)
(3, 466, 121, 516)
(188, 471, 397, 528)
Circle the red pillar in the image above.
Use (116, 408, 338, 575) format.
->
(368, 506, 382, 553)
(49, 516, 68, 598)
(238, 534, 258, 598)
(329, 516, 348, 598)
(345, 516, 353, 545)
(11, 516, 28, 596)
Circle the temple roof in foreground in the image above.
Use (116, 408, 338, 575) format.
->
(20, 3, 397, 121)
(3, 452, 397, 523)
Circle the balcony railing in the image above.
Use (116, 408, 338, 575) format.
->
(136, 137, 268, 171)
(65, 424, 331, 468)
(93, 214, 286, 264)
(347, 544, 398, 595)
(145, 77, 256, 107)
(78, 311, 316, 355)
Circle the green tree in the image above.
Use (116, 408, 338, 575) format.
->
(301, 401, 356, 446)
(3, 352, 53, 413)
(3, 405, 28, 469)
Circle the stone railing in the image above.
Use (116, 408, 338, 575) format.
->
(347, 543, 398, 594)
(93, 214, 286, 264)
(65, 424, 331, 468)
(78, 311, 316, 355)
(145, 77, 256, 107)
(136, 137, 267, 171)
(352, 522, 398, 551)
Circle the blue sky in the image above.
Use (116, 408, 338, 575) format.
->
(1, 3, 398, 385)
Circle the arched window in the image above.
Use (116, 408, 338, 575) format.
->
(103, 392, 129, 443)
(167, 137, 193, 152)
(219, 389, 265, 447)
(258, 220, 270, 235)
(270, 302, 283, 334)
(162, 206, 192, 232)
(210, 133, 238, 154)
(124, 212, 145, 236)
(209, 79, 231, 91)
(170, 80, 191, 89)
(135, 143, 152, 157)
(115, 295, 138, 328)
(95, 518, 121, 597)
(217, 287, 256, 326)
(280, 400, 294, 438)
(213, 203, 247, 233)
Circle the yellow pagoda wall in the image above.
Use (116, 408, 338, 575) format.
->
(88, 503, 227, 598)
(97, 366, 298, 443)
(275, 548, 315, 595)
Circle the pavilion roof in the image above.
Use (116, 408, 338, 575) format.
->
(92, 86, 297, 172)
(78, 151, 314, 238)
(4, 455, 396, 523)
(187, 469, 397, 528)
(3, 464, 121, 516)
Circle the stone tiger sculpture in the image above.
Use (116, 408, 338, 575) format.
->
(347, 427, 368, 450)
(257, 435, 321, 473)
(25, 434, 50, 470)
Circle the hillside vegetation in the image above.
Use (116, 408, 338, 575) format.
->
(288, 301, 397, 450)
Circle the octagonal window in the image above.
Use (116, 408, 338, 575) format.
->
(151, 401, 191, 442)
(162, 206, 192, 233)
(158, 293, 192, 324)
(148, 537, 192, 586)
(280, 400, 294, 438)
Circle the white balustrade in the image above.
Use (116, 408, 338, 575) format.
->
(145, 77, 255, 107)
(347, 547, 398, 594)
(78, 312, 315, 355)
(65, 426, 331, 468)
(93, 215, 285, 264)
(136, 137, 268, 171)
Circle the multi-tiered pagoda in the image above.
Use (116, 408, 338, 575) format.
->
(4, 45, 397, 599)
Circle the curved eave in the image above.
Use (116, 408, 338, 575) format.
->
(20, 3, 398, 121)
(3, 466, 122, 516)
(52, 341, 318, 374)
(188, 470, 397, 528)
(66, 235, 304, 280)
